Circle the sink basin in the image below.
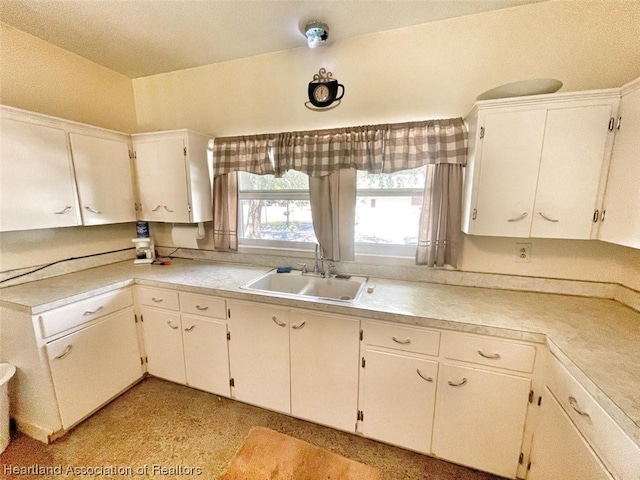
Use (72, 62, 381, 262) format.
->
(240, 269, 368, 303)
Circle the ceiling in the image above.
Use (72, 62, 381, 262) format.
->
(0, 0, 544, 78)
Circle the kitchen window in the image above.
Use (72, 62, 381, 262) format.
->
(355, 167, 425, 257)
(237, 170, 318, 250)
(237, 168, 425, 257)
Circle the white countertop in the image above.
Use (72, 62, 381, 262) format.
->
(1, 258, 639, 446)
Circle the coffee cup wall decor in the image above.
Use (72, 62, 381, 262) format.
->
(306, 68, 345, 110)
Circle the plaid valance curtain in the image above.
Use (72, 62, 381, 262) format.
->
(212, 134, 276, 177)
(275, 126, 385, 177)
(211, 118, 466, 178)
(383, 118, 467, 173)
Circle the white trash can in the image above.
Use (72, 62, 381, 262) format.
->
(0, 363, 16, 453)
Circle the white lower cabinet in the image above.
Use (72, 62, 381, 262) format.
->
(46, 308, 142, 429)
(527, 386, 612, 480)
(432, 363, 532, 479)
(138, 287, 230, 397)
(289, 310, 360, 431)
(227, 300, 361, 431)
(227, 301, 291, 414)
(359, 349, 438, 453)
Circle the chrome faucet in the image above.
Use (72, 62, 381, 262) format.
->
(314, 244, 326, 277)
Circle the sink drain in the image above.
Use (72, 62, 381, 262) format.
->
(339, 295, 352, 301)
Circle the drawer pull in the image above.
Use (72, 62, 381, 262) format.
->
(54, 345, 73, 360)
(163, 205, 175, 213)
(184, 325, 195, 332)
(448, 378, 468, 387)
(538, 212, 559, 223)
(83, 305, 105, 316)
(195, 305, 209, 311)
(569, 396, 590, 418)
(477, 350, 501, 360)
(151, 297, 164, 303)
(292, 321, 306, 330)
(167, 320, 179, 330)
(416, 369, 433, 382)
(152, 205, 162, 212)
(272, 316, 287, 327)
(392, 336, 411, 345)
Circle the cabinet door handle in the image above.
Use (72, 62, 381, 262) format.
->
(538, 212, 559, 223)
(83, 305, 105, 316)
(151, 297, 164, 303)
(54, 206, 73, 215)
(568, 396, 590, 418)
(507, 212, 528, 222)
(447, 378, 468, 387)
(392, 336, 411, 345)
(166, 320, 179, 330)
(195, 305, 209, 311)
(163, 205, 175, 213)
(416, 369, 433, 382)
(151, 205, 162, 212)
(83, 206, 102, 214)
(292, 321, 306, 330)
(272, 316, 287, 327)
(54, 345, 73, 360)
(477, 350, 501, 360)
(184, 325, 195, 332)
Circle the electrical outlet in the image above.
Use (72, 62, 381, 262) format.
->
(516, 242, 532, 263)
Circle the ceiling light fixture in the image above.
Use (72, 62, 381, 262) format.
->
(304, 21, 329, 48)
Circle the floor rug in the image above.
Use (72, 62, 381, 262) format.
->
(219, 426, 383, 480)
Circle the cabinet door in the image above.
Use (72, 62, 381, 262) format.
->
(182, 314, 230, 396)
(0, 117, 80, 231)
(140, 307, 186, 384)
(599, 86, 640, 248)
(531, 104, 615, 239)
(227, 301, 290, 414)
(289, 311, 360, 432)
(527, 386, 612, 480)
(360, 349, 438, 454)
(432, 363, 531, 478)
(472, 109, 547, 237)
(46, 309, 142, 429)
(133, 137, 191, 223)
(69, 132, 136, 225)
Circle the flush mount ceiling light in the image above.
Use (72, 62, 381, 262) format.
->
(304, 21, 329, 48)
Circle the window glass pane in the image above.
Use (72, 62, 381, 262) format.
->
(238, 171, 316, 244)
(356, 167, 425, 246)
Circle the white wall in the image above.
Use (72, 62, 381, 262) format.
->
(132, 1, 640, 290)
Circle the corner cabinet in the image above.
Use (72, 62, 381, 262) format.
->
(598, 78, 640, 249)
(462, 90, 619, 240)
(132, 130, 213, 223)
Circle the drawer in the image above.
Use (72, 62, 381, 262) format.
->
(546, 355, 640, 480)
(180, 292, 226, 319)
(137, 287, 180, 311)
(441, 333, 536, 373)
(38, 288, 133, 339)
(363, 320, 440, 356)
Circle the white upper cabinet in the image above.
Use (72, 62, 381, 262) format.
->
(69, 132, 136, 225)
(0, 105, 137, 231)
(132, 130, 212, 223)
(598, 78, 640, 249)
(462, 91, 619, 239)
(1, 111, 81, 231)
